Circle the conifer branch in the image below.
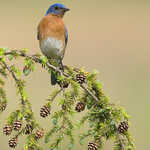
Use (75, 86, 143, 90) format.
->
(4, 50, 62, 74)
(114, 124, 126, 150)
(2, 61, 25, 111)
(0, 48, 135, 150)
(2, 61, 18, 82)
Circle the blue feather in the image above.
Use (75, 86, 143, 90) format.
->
(46, 3, 68, 16)
(65, 26, 68, 46)
(37, 33, 39, 40)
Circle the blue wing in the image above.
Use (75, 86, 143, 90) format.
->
(37, 33, 40, 40)
(65, 26, 68, 47)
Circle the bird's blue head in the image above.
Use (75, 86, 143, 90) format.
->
(46, 3, 70, 17)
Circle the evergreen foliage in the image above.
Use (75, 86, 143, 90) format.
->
(0, 48, 135, 150)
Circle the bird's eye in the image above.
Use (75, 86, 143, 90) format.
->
(55, 7, 59, 10)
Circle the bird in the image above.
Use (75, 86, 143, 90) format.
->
(37, 3, 70, 85)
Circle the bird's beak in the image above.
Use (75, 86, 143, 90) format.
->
(64, 8, 70, 12)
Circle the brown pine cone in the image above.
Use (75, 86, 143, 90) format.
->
(24, 124, 33, 134)
(40, 105, 50, 118)
(76, 73, 86, 84)
(88, 142, 98, 150)
(8, 137, 17, 148)
(1, 102, 7, 111)
(58, 80, 69, 88)
(3, 125, 12, 135)
(75, 102, 86, 112)
(13, 120, 22, 131)
(118, 121, 129, 134)
(35, 129, 44, 139)
(62, 104, 67, 110)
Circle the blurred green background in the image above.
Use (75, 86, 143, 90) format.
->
(0, 0, 150, 149)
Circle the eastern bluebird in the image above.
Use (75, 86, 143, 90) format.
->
(37, 3, 70, 85)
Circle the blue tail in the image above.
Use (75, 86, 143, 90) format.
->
(51, 71, 58, 85)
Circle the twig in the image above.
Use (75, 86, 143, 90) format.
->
(80, 84, 100, 103)
(48, 88, 63, 102)
(114, 124, 126, 150)
(5, 50, 62, 74)
(2, 61, 18, 82)
(2, 61, 25, 113)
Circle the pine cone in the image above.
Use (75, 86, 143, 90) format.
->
(118, 121, 129, 133)
(13, 120, 22, 131)
(1, 102, 7, 111)
(3, 125, 12, 135)
(40, 105, 50, 118)
(76, 73, 86, 84)
(8, 137, 17, 148)
(24, 124, 33, 134)
(35, 129, 44, 139)
(88, 142, 98, 150)
(58, 80, 69, 88)
(62, 104, 67, 110)
(75, 102, 86, 112)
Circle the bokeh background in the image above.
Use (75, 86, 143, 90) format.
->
(0, 0, 150, 149)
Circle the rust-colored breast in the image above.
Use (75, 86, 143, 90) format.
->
(37, 14, 66, 45)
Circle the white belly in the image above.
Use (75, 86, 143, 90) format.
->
(40, 37, 63, 59)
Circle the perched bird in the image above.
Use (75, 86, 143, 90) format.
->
(37, 3, 70, 85)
